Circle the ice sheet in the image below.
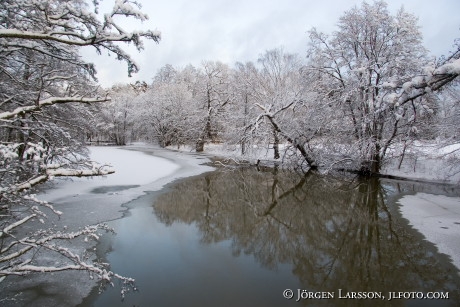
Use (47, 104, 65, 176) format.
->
(398, 193, 460, 270)
(40, 146, 179, 202)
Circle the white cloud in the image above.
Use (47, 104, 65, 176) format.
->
(84, 0, 460, 88)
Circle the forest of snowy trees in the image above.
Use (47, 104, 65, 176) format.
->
(92, 1, 460, 175)
(1, 0, 459, 291)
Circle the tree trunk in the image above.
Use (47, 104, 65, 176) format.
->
(196, 138, 204, 152)
(205, 116, 212, 140)
(241, 93, 249, 155)
(360, 144, 381, 175)
(265, 115, 317, 169)
(273, 127, 280, 159)
(205, 86, 213, 141)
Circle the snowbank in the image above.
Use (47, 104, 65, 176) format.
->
(166, 142, 289, 165)
(38, 144, 214, 228)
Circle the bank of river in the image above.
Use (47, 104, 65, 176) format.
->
(1, 145, 460, 306)
(0, 144, 213, 306)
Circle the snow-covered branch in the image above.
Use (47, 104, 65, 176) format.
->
(0, 223, 134, 290)
(0, 96, 109, 120)
(0, 215, 36, 239)
(396, 59, 460, 105)
(11, 165, 115, 193)
(0, 28, 159, 47)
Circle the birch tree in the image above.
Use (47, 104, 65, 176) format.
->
(0, 0, 159, 287)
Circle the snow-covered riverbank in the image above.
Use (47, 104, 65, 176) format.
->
(167, 141, 460, 185)
(0, 144, 214, 307)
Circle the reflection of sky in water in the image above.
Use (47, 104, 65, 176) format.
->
(82, 169, 460, 307)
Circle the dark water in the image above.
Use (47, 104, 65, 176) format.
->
(80, 167, 460, 307)
(90, 184, 140, 194)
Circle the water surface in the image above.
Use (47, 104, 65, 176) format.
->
(81, 167, 460, 306)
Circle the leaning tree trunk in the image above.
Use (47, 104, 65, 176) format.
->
(273, 127, 280, 159)
(265, 115, 317, 170)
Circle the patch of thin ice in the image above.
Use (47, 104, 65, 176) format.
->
(39, 146, 179, 202)
(398, 193, 460, 271)
(88, 146, 179, 186)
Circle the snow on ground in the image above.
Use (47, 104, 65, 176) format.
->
(166, 143, 288, 164)
(90, 146, 179, 186)
(382, 141, 460, 184)
(398, 193, 460, 271)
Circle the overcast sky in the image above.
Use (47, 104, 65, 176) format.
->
(82, 0, 460, 88)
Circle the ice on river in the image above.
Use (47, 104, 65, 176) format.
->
(39, 146, 179, 202)
(399, 193, 460, 271)
(0, 145, 212, 307)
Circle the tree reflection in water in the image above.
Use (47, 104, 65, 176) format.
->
(153, 167, 460, 305)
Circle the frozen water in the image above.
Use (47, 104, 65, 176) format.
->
(40, 146, 180, 202)
(399, 193, 460, 270)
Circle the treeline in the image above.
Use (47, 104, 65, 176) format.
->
(91, 1, 460, 175)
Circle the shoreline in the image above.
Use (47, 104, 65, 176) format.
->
(165, 142, 460, 186)
(2, 144, 459, 306)
(0, 144, 214, 307)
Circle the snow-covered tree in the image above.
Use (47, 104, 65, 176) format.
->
(243, 48, 317, 167)
(93, 82, 147, 145)
(194, 61, 232, 150)
(437, 84, 460, 139)
(229, 61, 260, 156)
(0, 0, 159, 288)
(306, 0, 460, 174)
(134, 79, 195, 147)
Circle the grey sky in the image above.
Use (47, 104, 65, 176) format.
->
(83, 0, 460, 88)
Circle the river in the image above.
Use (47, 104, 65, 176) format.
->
(1, 146, 460, 306)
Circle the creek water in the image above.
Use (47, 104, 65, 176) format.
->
(79, 166, 460, 307)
